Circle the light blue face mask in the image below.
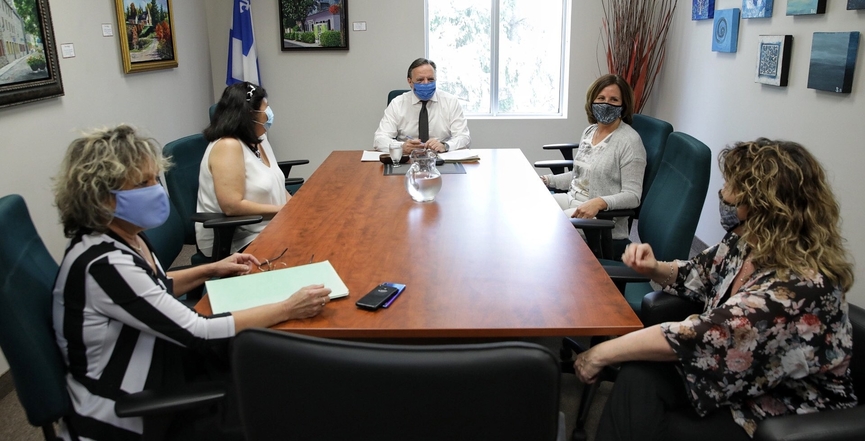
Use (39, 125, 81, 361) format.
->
(413, 81, 436, 101)
(111, 184, 170, 230)
(254, 106, 274, 131)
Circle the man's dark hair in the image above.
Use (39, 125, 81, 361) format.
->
(406, 58, 437, 79)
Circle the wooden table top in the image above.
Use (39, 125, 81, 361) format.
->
(196, 149, 642, 339)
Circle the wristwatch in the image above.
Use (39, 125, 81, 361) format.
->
(442, 142, 450, 152)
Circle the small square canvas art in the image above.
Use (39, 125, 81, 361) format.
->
(848, 0, 865, 10)
(787, 0, 826, 15)
(807, 32, 860, 93)
(693, 0, 715, 20)
(743, 0, 773, 18)
(712, 9, 740, 53)
(755, 35, 792, 86)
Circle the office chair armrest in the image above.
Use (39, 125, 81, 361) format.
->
(277, 159, 310, 176)
(603, 265, 650, 283)
(533, 159, 573, 175)
(542, 143, 580, 151)
(115, 381, 226, 418)
(596, 208, 635, 220)
(570, 218, 616, 229)
(640, 291, 703, 326)
(190, 213, 263, 229)
(285, 177, 304, 186)
(753, 406, 865, 441)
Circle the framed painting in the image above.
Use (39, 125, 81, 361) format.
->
(279, 0, 349, 51)
(693, 0, 715, 20)
(807, 32, 860, 93)
(0, 0, 64, 109)
(114, 0, 178, 73)
(712, 9, 740, 53)
(755, 35, 792, 87)
(849, 0, 865, 10)
(743, 0, 773, 18)
(786, 0, 826, 16)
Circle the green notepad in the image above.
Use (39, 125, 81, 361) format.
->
(205, 260, 349, 315)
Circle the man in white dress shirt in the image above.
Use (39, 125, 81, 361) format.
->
(373, 58, 471, 154)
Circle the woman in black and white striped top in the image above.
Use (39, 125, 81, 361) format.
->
(51, 125, 332, 440)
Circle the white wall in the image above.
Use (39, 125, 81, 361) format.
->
(0, 0, 215, 376)
(647, 2, 865, 305)
(204, 0, 607, 177)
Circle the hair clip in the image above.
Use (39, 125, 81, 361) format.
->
(246, 84, 256, 101)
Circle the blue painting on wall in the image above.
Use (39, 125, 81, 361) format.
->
(787, 0, 826, 15)
(848, 0, 865, 10)
(712, 9, 740, 53)
(693, 0, 715, 20)
(807, 32, 860, 93)
(756, 35, 792, 86)
(743, 0, 773, 18)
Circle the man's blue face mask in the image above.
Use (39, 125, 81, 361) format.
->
(413, 81, 436, 101)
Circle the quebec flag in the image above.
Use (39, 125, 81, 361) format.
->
(227, 0, 261, 86)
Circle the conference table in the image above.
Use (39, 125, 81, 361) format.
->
(196, 149, 642, 339)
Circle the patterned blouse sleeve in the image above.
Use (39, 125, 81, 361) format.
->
(660, 274, 846, 416)
(662, 240, 723, 305)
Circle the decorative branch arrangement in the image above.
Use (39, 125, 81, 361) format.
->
(601, 0, 678, 113)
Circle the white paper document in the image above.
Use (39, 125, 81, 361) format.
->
(361, 150, 384, 162)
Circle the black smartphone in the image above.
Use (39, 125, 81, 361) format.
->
(356, 283, 404, 310)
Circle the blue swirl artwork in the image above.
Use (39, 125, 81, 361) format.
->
(712, 9, 740, 53)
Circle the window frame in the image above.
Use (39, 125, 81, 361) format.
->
(424, 0, 571, 119)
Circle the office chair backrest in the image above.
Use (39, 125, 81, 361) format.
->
(387, 89, 410, 106)
(0, 195, 70, 428)
(638, 131, 711, 262)
(162, 134, 209, 246)
(143, 197, 186, 267)
(631, 114, 673, 199)
(233, 329, 562, 441)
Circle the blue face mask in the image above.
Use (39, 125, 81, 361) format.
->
(413, 82, 436, 101)
(718, 190, 742, 232)
(591, 102, 623, 125)
(254, 106, 274, 131)
(111, 184, 170, 230)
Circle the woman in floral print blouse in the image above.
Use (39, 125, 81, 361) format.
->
(575, 139, 856, 441)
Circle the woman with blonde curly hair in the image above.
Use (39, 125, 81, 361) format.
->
(52, 125, 331, 440)
(574, 138, 856, 441)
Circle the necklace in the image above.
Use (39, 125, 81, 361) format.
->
(248, 144, 262, 160)
(739, 258, 754, 284)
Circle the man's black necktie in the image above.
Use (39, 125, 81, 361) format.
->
(418, 100, 429, 142)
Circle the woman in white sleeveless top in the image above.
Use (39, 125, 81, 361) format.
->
(197, 82, 289, 257)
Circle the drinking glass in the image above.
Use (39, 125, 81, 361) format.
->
(389, 141, 403, 168)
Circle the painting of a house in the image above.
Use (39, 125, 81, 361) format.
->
(280, 0, 348, 50)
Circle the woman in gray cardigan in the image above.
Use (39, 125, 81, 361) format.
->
(541, 75, 646, 240)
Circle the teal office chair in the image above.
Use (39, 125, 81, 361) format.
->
(577, 131, 712, 311)
(208, 103, 309, 194)
(162, 134, 263, 265)
(387, 89, 410, 106)
(232, 329, 566, 441)
(535, 114, 674, 259)
(0, 194, 225, 441)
